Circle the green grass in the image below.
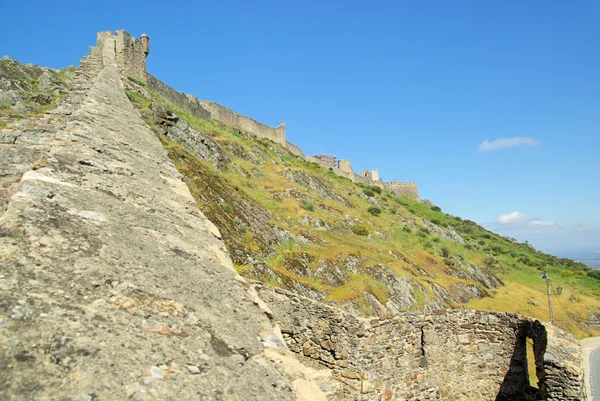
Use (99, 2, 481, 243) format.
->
(127, 75, 146, 86)
(126, 77, 600, 336)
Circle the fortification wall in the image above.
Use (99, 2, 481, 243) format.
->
(286, 141, 304, 157)
(257, 286, 583, 401)
(146, 74, 211, 120)
(199, 100, 286, 145)
(114, 30, 147, 83)
(385, 181, 420, 200)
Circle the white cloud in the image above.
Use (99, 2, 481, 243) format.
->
(478, 137, 541, 152)
(529, 220, 555, 227)
(497, 211, 529, 224)
(496, 212, 556, 228)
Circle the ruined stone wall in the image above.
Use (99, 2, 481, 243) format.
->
(385, 181, 420, 201)
(286, 141, 304, 156)
(146, 74, 211, 120)
(338, 160, 354, 175)
(258, 286, 583, 401)
(79, 31, 113, 81)
(114, 30, 147, 83)
(199, 100, 286, 145)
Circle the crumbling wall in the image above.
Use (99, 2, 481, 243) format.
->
(199, 100, 286, 145)
(258, 286, 583, 401)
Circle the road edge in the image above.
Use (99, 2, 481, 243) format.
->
(581, 337, 600, 401)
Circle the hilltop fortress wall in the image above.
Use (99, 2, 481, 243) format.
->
(259, 286, 584, 401)
(199, 100, 287, 146)
(83, 30, 421, 199)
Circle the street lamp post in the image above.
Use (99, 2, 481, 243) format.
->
(541, 272, 554, 324)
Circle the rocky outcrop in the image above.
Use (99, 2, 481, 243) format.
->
(0, 35, 332, 401)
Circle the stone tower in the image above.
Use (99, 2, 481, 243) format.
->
(140, 33, 150, 56)
(114, 30, 148, 84)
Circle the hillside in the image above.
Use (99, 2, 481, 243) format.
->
(0, 32, 588, 400)
(118, 76, 600, 339)
(2, 54, 599, 340)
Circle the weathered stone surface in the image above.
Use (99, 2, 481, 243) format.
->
(0, 34, 327, 401)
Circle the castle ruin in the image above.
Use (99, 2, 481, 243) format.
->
(83, 30, 421, 201)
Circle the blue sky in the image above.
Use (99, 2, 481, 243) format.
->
(1, 1, 599, 256)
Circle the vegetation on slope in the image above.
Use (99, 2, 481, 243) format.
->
(125, 81, 600, 338)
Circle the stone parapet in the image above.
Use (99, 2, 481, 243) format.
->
(199, 100, 286, 145)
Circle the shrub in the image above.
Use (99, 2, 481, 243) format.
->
(302, 201, 315, 212)
(588, 270, 600, 281)
(562, 269, 574, 276)
(402, 226, 412, 233)
(431, 219, 441, 225)
(352, 224, 370, 236)
(440, 247, 450, 257)
(443, 257, 455, 266)
(484, 255, 497, 267)
(370, 186, 382, 195)
(223, 204, 234, 214)
(362, 188, 375, 197)
(367, 206, 382, 216)
(417, 227, 429, 238)
(431, 206, 442, 212)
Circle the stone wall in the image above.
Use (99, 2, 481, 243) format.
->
(199, 100, 286, 145)
(146, 74, 211, 120)
(114, 30, 147, 84)
(257, 286, 583, 401)
(286, 141, 304, 156)
(93, 30, 421, 203)
(384, 181, 420, 201)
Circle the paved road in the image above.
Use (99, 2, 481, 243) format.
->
(581, 337, 600, 401)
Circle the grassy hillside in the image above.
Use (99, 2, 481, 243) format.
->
(128, 78, 599, 338)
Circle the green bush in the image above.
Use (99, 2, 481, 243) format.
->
(588, 270, 600, 281)
(223, 204, 234, 214)
(367, 206, 382, 216)
(302, 201, 315, 212)
(484, 255, 497, 267)
(443, 257, 455, 266)
(417, 227, 429, 238)
(352, 224, 370, 236)
(370, 186, 382, 195)
(363, 188, 375, 197)
(431, 219, 441, 225)
(402, 226, 412, 233)
(440, 247, 450, 257)
(431, 206, 442, 212)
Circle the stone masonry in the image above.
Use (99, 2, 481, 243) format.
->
(258, 286, 584, 401)
(0, 32, 337, 401)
